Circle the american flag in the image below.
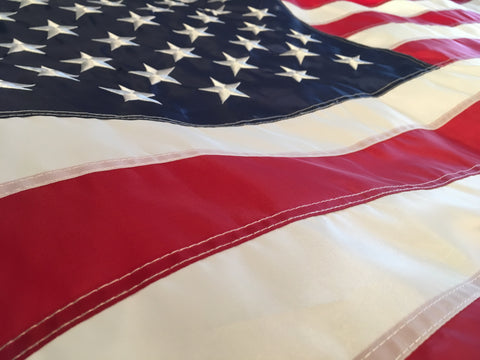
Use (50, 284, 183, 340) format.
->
(0, 0, 479, 359)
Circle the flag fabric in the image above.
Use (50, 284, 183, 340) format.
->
(0, 0, 479, 359)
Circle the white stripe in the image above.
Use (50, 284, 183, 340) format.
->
(27, 174, 480, 360)
(1, 59, 480, 198)
(347, 22, 480, 48)
(281, 0, 471, 26)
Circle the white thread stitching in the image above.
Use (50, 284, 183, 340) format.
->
(360, 272, 480, 360)
(3, 88, 479, 200)
(2, 165, 480, 359)
(394, 292, 480, 360)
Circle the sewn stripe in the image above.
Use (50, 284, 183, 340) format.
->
(312, 10, 480, 37)
(1, 98, 480, 360)
(3, 59, 480, 198)
(24, 174, 480, 360)
(393, 38, 480, 64)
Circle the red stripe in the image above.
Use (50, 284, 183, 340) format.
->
(283, 0, 389, 10)
(393, 38, 480, 65)
(407, 297, 480, 360)
(1, 101, 480, 360)
(313, 10, 480, 38)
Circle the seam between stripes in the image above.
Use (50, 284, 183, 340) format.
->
(3, 85, 478, 200)
(395, 291, 480, 360)
(360, 272, 480, 360)
(3, 164, 480, 359)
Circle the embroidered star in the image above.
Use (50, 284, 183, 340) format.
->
(0, 12, 16, 22)
(205, 5, 230, 16)
(138, 3, 173, 13)
(30, 20, 78, 39)
(0, 39, 45, 54)
(0, 78, 35, 91)
(9, 0, 47, 8)
(62, 52, 115, 72)
(174, 24, 213, 43)
(243, 6, 274, 20)
(280, 42, 318, 65)
(94, 32, 139, 51)
(99, 85, 161, 104)
(155, 0, 187, 7)
(118, 11, 159, 31)
(239, 22, 272, 35)
(188, 10, 224, 24)
(88, 0, 124, 7)
(288, 29, 322, 45)
(214, 53, 258, 76)
(229, 35, 267, 51)
(60, 4, 101, 20)
(333, 54, 373, 70)
(129, 64, 181, 85)
(275, 66, 319, 82)
(200, 77, 249, 103)
(16, 65, 79, 81)
(157, 42, 200, 62)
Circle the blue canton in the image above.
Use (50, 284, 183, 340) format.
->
(0, 0, 432, 126)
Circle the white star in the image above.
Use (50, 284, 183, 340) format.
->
(239, 22, 273, 36)
(0, 78, 35, 91)
(155, 0, 187, 7)
(157, 42, 200, 62)
(275, 66, 319, 82)
(204, 5, 230, 16)
(138, 3, 173, 13)
(229, 35, 267, 51)
(30, 20, 78, 39)
(9, 0, 48, 8)
(214, 52, 257, 76)
(61, 52, 115, 72)
(0, 12, 16, 22)
(88, 0, 124, 7)
(60, 3, 101, 20)
(200, 77, 249, 103)
(0, 39, 45, 54)
(94, 32, 139, 51)
(118, 11, 159, 31)
(129, 64, 181, 85)
(188, 10, 224, 24)
(16, 65, 79, 81)
(288, 29, 322, 45)
(99, 85, 161, 104)
(207, 0, 227, 3)
(280, 42, 318, 65)
(174, 24, 213, 43)
(243, 6, 274, 20)
(333, 54, 373, 70)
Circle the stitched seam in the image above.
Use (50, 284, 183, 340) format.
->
(0, 65, 434, 126)
(2, 165, 480, 357)
(360, 274, 480, 359)
(3, 89, 480, 200)
(394, 291, 480, 360)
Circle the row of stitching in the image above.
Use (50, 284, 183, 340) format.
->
(395, 292, 480, 360)
(9, 167, 480, 360)
(3, 89, 479, 200)
(360, 272, 480, 360)
(2, 165, 479, 358)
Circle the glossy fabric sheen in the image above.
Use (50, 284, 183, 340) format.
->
(1, 97, 479, 359)
(26, 174, 480, 360)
